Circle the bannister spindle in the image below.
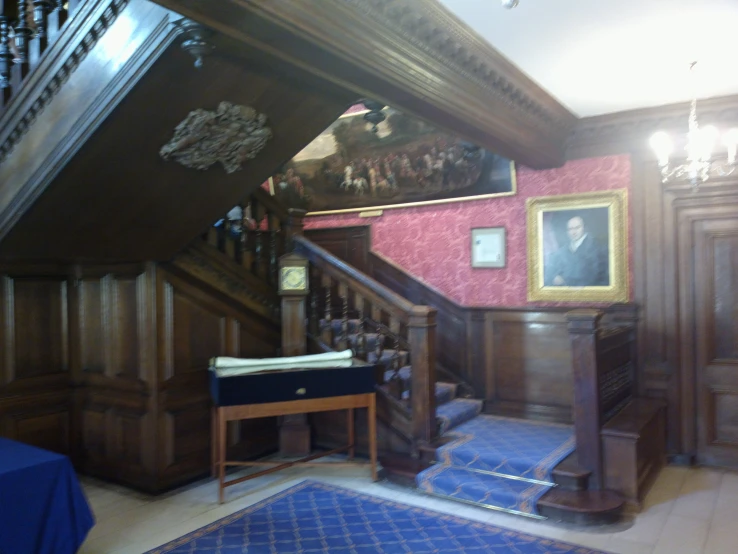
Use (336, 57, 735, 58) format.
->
(0, 8, 11, 89)
(336, 281, 348, 351)
(320, 274, 332, 346)
(14, 0, 31, 64)
(268, 212, 279, 284)
(355, 292, 366, 357)
(32, 0, 51, 40)
(252, 200, 264, 278)
(308, 265, 320, 337)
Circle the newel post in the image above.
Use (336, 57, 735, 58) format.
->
(408, 305, 437, 452)
(283, 208, 306, 252)
(567, 309, 604, 489)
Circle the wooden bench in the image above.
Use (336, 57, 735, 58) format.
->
(601, 398, 667, 508)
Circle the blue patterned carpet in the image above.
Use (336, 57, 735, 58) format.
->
(417, 415, 575, 516)
(145, 481, 609, 553)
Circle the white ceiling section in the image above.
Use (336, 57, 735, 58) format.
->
(438, 0, 738, 117)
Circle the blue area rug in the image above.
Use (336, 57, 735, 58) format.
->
(417, 415, 575, 516)
(146, 480, 609, 553)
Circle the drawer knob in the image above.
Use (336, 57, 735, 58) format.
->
(296, 388, 306, 395)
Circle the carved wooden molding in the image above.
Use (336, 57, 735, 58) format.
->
(340, 0, 572, 133)
(150, 0, 576, 168)
(568, 94, 738, 160)
(0, 0, 130, 165)
(168, 249, 280, 321)
(160, 101, 272, 173)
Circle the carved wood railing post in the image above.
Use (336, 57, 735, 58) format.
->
(567, 308, 604, 489)
(0, 7, 10, 90)
(320, 273, 332, 346)
(408, 305, 437, 451)
(282, 208, 306, 252)
(14, 0, 32, 64)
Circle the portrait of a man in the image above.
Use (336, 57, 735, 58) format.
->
(526, 190, 628, 303)
(543, 211, 609, 287)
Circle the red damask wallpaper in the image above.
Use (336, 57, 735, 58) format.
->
(304, 155, 631, 307)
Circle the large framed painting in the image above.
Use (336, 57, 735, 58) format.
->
(527, 190, 629, 303)
(269, 104, 516, 215)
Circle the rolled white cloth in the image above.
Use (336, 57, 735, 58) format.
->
(211, 349, 354, 377)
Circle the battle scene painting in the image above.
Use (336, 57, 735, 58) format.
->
(268, 104, 516, 215)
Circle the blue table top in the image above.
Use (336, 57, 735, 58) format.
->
(0, 438, 95, 554)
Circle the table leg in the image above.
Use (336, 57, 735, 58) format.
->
(211, 407, 218, 479)
(368, 394, 377, 481)
(218, 409, 227, 504)
(347, 408, 355, 460)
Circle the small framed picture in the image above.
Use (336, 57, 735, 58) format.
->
(471, 227, 506, 268)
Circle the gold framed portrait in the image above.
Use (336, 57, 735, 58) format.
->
(527, 190, 629, 302)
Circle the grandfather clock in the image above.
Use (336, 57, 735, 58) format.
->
(277, 252, 311, 456)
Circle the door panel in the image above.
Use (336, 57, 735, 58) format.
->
(695, 219, 738, 467)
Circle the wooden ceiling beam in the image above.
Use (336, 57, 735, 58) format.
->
(151, 0, 577, 169)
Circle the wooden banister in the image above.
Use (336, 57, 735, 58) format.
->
(567, 308, 638, 491)
(294, 235, 415, 316)
(295, 234, 438, 450)
(567, 309, 604, 489)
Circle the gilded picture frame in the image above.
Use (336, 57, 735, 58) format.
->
(527, 190, 628, 302)
(268, 105, 516, 216)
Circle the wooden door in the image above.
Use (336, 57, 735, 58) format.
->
(695, 218, 738, 467)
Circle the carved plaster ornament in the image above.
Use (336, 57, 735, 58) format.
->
(172, 18, 215, 69)
(160, 102, 273, 174)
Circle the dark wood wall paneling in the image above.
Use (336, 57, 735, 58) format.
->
(305, 226, 637, 427)
(0, 260, 282, 493)
(571, 94, 738, 461)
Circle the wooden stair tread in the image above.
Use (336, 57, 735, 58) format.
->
(538, 488, 624, 513)
(552, 451, 590, 479)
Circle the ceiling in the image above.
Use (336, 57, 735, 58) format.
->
(438, 0, 738, 118)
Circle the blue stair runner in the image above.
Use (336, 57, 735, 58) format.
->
(418, 386, 576, 518)
(335, 320, 575, 518)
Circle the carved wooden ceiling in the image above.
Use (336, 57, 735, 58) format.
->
(150, 0, 577, 170)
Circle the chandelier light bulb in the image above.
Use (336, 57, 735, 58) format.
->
(697, 125, 718, 162)
(649, 131, 673, 167)
(723, 128, 738, 164)
(501, 0, 519, 9)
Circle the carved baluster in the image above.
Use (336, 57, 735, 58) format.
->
(268, 211, 279, 285)
(240, 200, 254, 270)
(388, 317, 403, 398)
(354, 292, 366, 358)
(14, 0, 32, 64)
(32, 0, 51, 41)
(335, 281, 349, 351)
(224, 216, 235, 260)
(320, 273, 332, 346)
(308, 265, 320, 337)
(252, 199, 264, 278)
(0, 9, 10, 90)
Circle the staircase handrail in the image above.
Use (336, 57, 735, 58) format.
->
(295, 234, 438, 450)
(294, 235, 415, 316)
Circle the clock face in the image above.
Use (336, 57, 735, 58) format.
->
(280, 266, 307, 291)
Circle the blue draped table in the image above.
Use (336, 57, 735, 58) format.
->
(0, 438, 95, 554)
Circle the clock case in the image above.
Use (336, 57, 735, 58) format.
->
(278, 252, 310, 295)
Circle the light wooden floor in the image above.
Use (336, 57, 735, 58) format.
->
(78, 462, 738, 554)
